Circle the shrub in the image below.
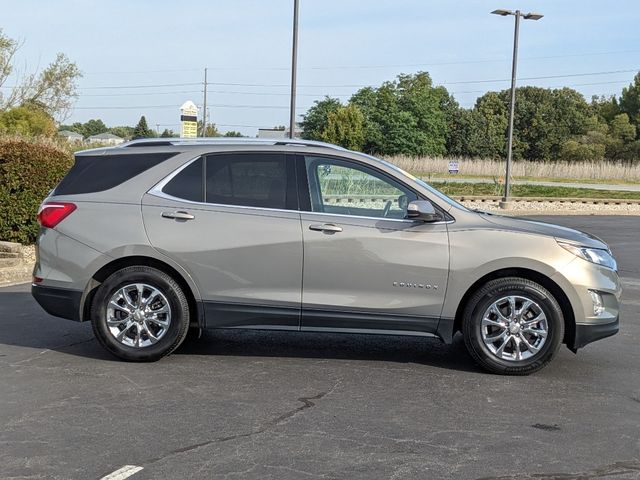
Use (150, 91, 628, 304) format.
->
(0, 106, 57, 137)
(0, 136, 73, 244)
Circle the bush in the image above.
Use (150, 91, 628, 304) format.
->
(0, 106, 57, 137)
(0, 136, 73, 244)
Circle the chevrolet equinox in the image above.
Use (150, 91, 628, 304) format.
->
(32, 138, 621, 374)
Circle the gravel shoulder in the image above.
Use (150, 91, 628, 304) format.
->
(460, 199, 640, 215)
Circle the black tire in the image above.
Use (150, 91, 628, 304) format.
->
(91, 266, 190, 362)
(462, 277, 564, 375)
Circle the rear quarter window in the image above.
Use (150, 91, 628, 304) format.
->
(162, 157, 204, 202)
(54, 152, 177, 195)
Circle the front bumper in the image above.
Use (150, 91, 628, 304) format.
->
(553, 256, 622, 350)
(573, 316, 619, 350)
(32, 284, 83, 321)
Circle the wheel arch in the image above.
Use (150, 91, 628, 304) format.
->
(80, 255, 203, 328)
(452, 267, 575, 347)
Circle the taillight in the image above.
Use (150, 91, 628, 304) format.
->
(37, 202, 77, 229)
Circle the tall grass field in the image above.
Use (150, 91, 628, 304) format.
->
(386, 155, 640, 183)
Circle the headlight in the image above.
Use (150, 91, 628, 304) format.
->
(558, 241, 617, 271)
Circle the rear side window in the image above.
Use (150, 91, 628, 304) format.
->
(162, 157, 203, 202)
(54, 152, 177, 195)
(205, 153, 292, 209)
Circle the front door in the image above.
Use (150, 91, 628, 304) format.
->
(142, 152, 303, 329)
(298, 155, 449, 334)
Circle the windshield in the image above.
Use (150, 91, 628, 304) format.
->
(372, 156, 470, 211)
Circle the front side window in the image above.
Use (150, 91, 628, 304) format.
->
(305, 156, 418, 219)
(206, 153, 289, 209)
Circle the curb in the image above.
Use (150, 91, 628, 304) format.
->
(452, 195, 640, 205)
(0, 263, 34, 287)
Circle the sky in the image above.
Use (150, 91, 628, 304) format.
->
(2, 0, 640, 137)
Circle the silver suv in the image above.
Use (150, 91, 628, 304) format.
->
(32, 138, 621, 374)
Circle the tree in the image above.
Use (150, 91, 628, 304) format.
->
(447, 108, 498, 158)
(605, 113, 637, 160)
(620, 72, 640, 135)
(468, 86, 591, 161)
(132, 116, 155, 139)
(81, 119, 108, 137)
(0, 30, 81, 119)
(0, 105, 57, 137)
(560, 137, 606, 162)
(223, 131, 244, 137)
(196, 121, 220, 137)
(300, 97, 342, 141)
(59, 118, 109, 138)
(160, 128, 176, 138)
(609, 113, 636, 142)
(349, 72, 450, 156)
(321, 105, 365, 150)
(394, 72, 449, 155)
(470, 91, 510, 159)
(109, 126, 135, 139)
(591, 95, 620, 124)
(58, 122, 85, 135)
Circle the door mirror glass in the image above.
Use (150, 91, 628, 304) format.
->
(406, 200, 441, 222)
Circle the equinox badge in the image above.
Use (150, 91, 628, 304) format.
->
(393, 282, 438, 290)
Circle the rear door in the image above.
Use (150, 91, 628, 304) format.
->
(298, 154, 450, 334)
(142, 152, 303, 329)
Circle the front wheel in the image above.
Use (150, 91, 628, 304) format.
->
(90, 266, 190, 361)
(462, 277, 564, 375)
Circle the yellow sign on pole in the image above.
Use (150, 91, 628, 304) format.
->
(180, 100, 198, 138)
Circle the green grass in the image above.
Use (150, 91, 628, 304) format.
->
(430, 182, 640, 200)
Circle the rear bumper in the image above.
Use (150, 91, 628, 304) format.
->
(572, 316, 619, 350)
(32, 284, 82, 321)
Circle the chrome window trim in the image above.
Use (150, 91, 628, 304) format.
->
(301, 210, 454, 225)
(149, 189, 299, 215)
(148, 154, 454, 225)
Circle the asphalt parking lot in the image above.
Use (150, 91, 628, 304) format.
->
(1, 215, 639, 480)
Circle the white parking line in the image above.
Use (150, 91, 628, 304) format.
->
(100, 465, 144, 480)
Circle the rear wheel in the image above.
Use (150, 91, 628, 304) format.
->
(462, 277, 564, 375)
(91, 266, 190, 361)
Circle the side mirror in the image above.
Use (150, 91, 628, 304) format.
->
(406, 200, 441, 222)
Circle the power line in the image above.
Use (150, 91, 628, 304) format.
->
(79, 49, 640, 74)
(79, 90, 203, 97)
(78, 67, 640, 89)
(73, 103, 310, 110)
(441, 68, 639, 85)
(68, 79, 634, 102)
(78, 82, 202, 90)
(2, 67, 636, 91)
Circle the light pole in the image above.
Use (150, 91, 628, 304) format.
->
(289, 0, 300, 139)
(491, 9, 543, 209)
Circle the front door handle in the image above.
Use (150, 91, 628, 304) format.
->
(161, 210, 195, 220)
(309, 223, 343, 233)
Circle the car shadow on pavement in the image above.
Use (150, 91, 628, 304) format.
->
(174, 328, 482, 373)
(0, 289, 481, 372)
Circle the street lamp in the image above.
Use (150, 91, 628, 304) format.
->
(491, 9, 543, 209)
(289, 0, 300, 139)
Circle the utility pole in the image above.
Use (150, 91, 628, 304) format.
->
(491, 9, 543, 209)
(289, 0, 299, 139)
(202, 67, 208, 137)
(156, 124, 160, 136)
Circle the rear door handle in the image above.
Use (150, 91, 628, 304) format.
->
(309, 223, 343, 233)
(161, 210, 195, 220)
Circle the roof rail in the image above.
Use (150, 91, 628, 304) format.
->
(119, 137, 346, 151)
